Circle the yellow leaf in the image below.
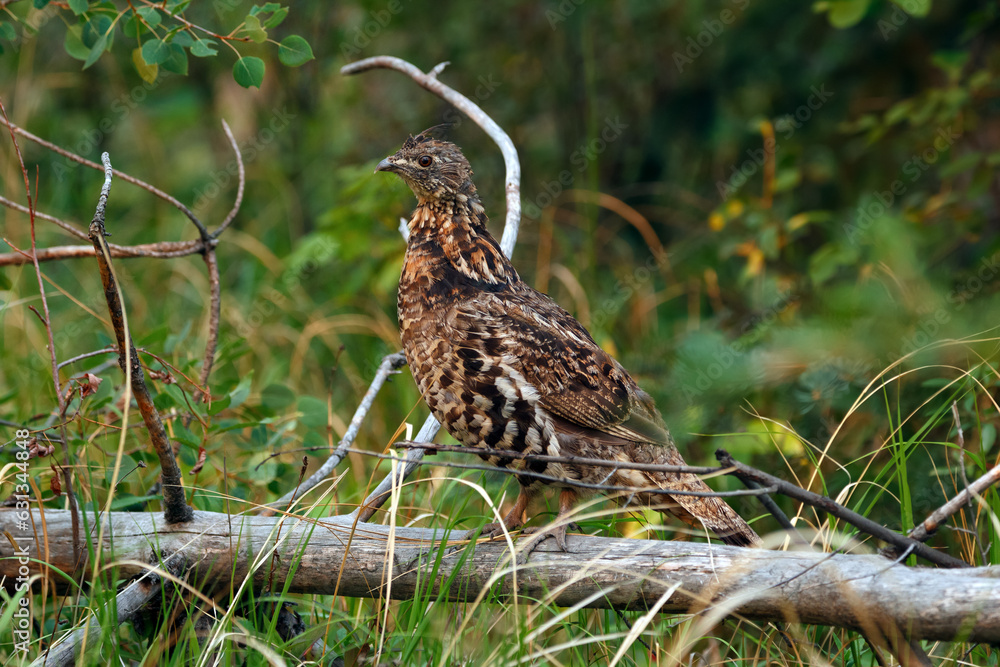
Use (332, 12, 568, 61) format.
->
(746, 247, 765, 276)
(621, 515, 651, 539)
(787, 213, 809, 230)
(132, 47, 158, 84)
(726, 199, 744, 217)
(708, 212, 725, 231)
(924, 193, 947, 216)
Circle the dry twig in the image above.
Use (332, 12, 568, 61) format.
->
(2, 118, 212, 239)
(88, 153, 192, 525)
(883, 437, 1000, 560)
(196, 119, 245, 399)
(716, 449, 970, 569)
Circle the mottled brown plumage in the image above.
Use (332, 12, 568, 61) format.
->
(376, 128, 759, 550)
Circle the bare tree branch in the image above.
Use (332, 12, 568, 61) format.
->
(8, 508, 1000, 646)
(211, 119, 245, 238)
(2, 118, 212, 240)
(884, 461, 1000, 559)
(0, 194, 89, 241)
(0, 239, 212, 266)
(348, 443, 777, 502)
(715, 449, 971, 569)
(197, 246, 222, 402)
(196, 120, 243, 401)
(88, 153, 192, 525)
(1, 119, 246, 270)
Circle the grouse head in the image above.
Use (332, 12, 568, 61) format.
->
(375, 126, 477, 204)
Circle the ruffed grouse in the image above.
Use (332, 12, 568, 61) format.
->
(376, 128, 759, 550)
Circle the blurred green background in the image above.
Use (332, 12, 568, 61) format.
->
(1, 0, 998, 544)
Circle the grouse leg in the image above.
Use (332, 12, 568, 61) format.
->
(513, 488, 579, 563)
(468, 485, 531, 541)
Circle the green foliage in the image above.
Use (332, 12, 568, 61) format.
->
(0, 1, 311, 86)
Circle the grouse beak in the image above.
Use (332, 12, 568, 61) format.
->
(375, 157, 397, 174)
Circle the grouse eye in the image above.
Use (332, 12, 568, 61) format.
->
(417, 155, 433, 167)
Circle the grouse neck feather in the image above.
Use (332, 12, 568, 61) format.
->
(403, 194, 518, 292)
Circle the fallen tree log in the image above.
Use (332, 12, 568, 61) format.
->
(3, 507, 999, 643)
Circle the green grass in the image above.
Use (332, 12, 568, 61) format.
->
(6, 347, 999, 665)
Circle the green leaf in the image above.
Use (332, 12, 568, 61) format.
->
(64, 26, 90, 61)
(82, 30, 110, 69)
(891, 0, 930, 16)
(82, 14, 112, 48)
(132, 46, 158, 83)
(0, 22, 18, 41)
(171, 30, 193, 47)
(190, 38, 217, 57)
(172, 420, 199, 448)
(136, 6, 162, 27)
(809, 242, 859, 283)
(32, 0, 50, 8)
(821, 0, 871, 28)
(968, 69, 992, 92)
(884, 99, 913, 126)
(233, 56, 265, 88)
(261, 383, 295, 411)
(0, 589, 30, 639)
(153, 389, 177, 411)
(164, 318, 192, 354)
(931, 49, 969, 83)
(161, 42, 188, 75)
(250, 3, 282, 15)
(297, 396, 328, 428)
(208, 394, 231, 416)
(982, 423, 996, 455)
(278, 35, 313, 66)
(243, 14, 267, 43)
(263, 7, 289, 29)
(772, 167, 802, 193)
(141, 38, 170, 65)
(123, 15, 143, 38)
(68, 0, 89, 15)
(228, 375, 252, 409)
(105, 455, 138, 486)
(939, 151, 981, 179)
